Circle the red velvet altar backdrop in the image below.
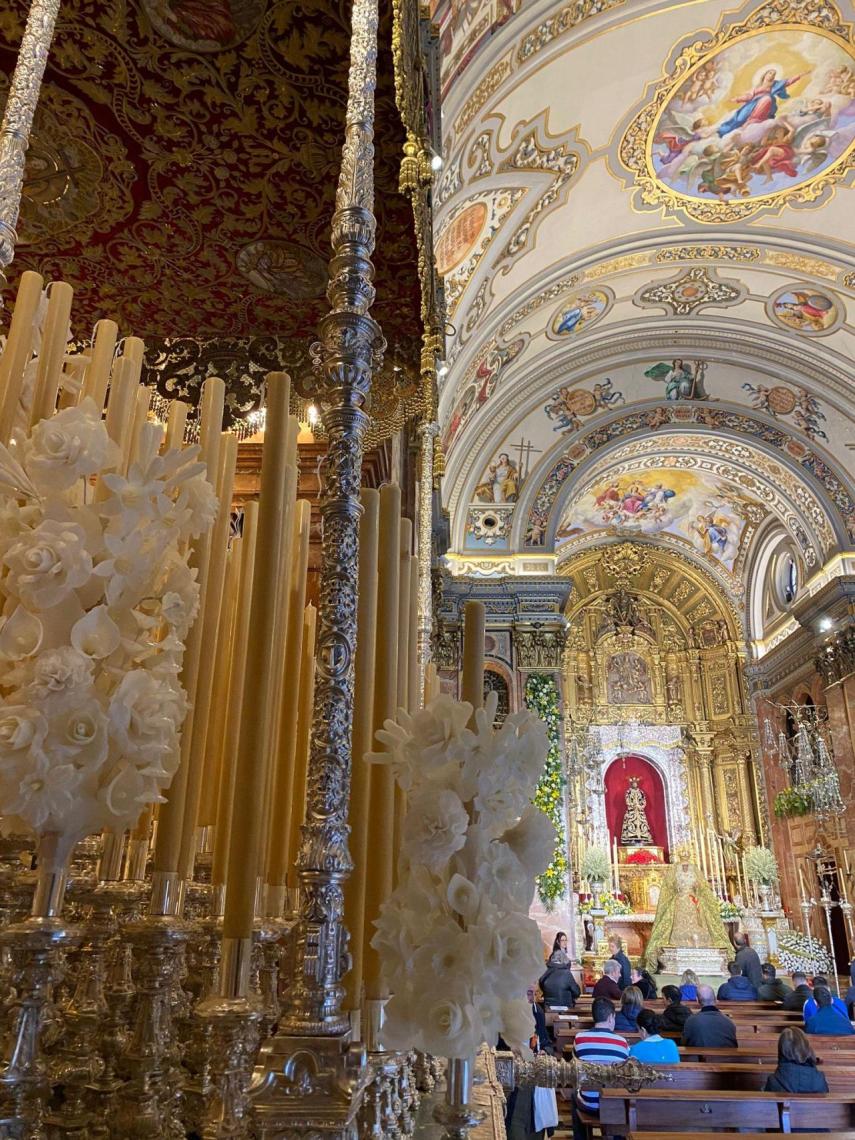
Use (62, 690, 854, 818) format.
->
(605, 755, 669, 858)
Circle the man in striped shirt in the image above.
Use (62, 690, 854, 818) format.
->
(572, 997, 629, 1140)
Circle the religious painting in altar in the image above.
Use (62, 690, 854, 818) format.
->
(606, 651, 652, 706)
(605, 756, 669, 860)
(555, 467, 758, 571)
(620, 6, 855, 221)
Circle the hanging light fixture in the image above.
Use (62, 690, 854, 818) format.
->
(765, 702, 843, 820)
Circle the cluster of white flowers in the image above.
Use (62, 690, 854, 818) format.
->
(0, 398, 216, 858)
(368, 690, 554, 1059)
(778, 929, 833, 976)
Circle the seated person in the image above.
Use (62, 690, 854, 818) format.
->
(783, 970, 813, 1011)
(660, 984, 691, 1033)
(572, 998, 629, 1138)
(538, 958, 580, 1011)
(591, 959, 623, 1001)
(614, 985, 643, 1032)
(764, 1026, 829, 1094)
(679, 968, 699, 1001)
(631, 964, 657, 1000)
(717, 960, 758, 1001)
(758, 962, 792, 1002)
(805, 985, 855, 1036)
(682, 985, 738, 1047)
(845, 960, 855, 1020)
(803, 975, 848, 1022)
(629, 1009, 680, 1064)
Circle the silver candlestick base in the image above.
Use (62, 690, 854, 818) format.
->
(433, 1056, 486, 1140)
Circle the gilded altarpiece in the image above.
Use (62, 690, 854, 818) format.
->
(562, 544, 767, 897)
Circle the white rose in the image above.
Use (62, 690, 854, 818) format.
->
(500, 997, 539, 1052)
(46, 697, 109, 770)
(481, 914, 544, 985)
(475, 840, 527, 904)
(25, 398, 119, 491)
(109, 670, 185, 763)
(402, 787, 469, 871)
(412, 921, 481, 982)
(3, 518, 93, 609)
(0, 706, 48, 781)
(7, 756, 80, 830)
(422, 988, 484, 1059)
(26, 647, 93, 701)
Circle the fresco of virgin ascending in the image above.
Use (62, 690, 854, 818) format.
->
(620, 6, 855, 222)
(650, 28, 855, 202)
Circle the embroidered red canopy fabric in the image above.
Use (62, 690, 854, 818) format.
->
(604, 754, 669, 859)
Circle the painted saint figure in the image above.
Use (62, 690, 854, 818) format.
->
(621, 776, 653, 846)
(717, 68, 807, 136)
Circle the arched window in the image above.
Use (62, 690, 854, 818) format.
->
(483, 667, 510, 724)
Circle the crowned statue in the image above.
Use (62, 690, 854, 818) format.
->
(621, 775, 653, 845)
(643, 844, 731, 973)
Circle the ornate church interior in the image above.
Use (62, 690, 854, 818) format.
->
(0, 0, 854, 1136)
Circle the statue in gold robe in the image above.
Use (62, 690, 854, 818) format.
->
(621, 776, 653, 845)
(643, 849, 730, 971)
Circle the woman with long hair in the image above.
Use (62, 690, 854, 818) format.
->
(679, 969, 699, 1001)
(549, 931, 570, 965)
(764, 1027, 828, 1093)
(614, 985, 644, 1032)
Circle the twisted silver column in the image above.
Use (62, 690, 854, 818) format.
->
(0, 0, 61, 283)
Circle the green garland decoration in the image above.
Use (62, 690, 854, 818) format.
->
(524, 673, 568, 909)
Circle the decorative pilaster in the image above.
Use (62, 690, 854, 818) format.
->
(0, 0, 61, 284)
(250, 0, 382, 1131)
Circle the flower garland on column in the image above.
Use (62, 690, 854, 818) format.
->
(524, 673, 568, 909)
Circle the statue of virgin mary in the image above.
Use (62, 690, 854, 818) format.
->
(643, 845, 730, 971)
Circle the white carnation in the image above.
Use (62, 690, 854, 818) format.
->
(402, 786, 469, 871)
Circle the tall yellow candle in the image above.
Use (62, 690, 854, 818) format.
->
(30, 280, 73, 426)
(344, 489, 380, 1010)
(0, 270, 43, 445)
(178, 431, 237, 879)
(267, 498, 312, 889)
(81, 318, 119, 410)
(165, 399, 189, 451)
(285, 603, 317, 890)
(363, 483, 400, 999)
(392, 520, 412, 875)
(223, 373, 293, 940)
(461, 600, 486, 712)
(152, 378, 226, 879)
(212, 503, 258, 887)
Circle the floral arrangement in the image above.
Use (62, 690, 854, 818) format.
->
(743, 845, 779, 886)
(523, 673, 567, 908)
(580, 846, 611, 886)
(369, 691, 555, 1058)
(774, 787, 812, 819)
(0, 399, 216, 860)
(719, 899, 743, 921)
(626, 849, 658, 865)
(578, 891, 632, 916)
(778, 929, 833, 976)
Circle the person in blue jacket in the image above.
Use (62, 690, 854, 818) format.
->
(629, 1009, 680, 1065)
(717, 961, 758, 1001)
(803, 975, 848, 1022)
(805, 986, 855, 1036)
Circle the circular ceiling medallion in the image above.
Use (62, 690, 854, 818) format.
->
(435, 201, 488, 276)
(236, 239, 328, 300)
(548, 288, 612, 338)
(766, 386, 798, 415)
(142, 0, 264, 51)
(767, 284, 842, 336)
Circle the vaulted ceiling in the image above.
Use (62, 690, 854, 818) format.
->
(432, 0, 855, 628)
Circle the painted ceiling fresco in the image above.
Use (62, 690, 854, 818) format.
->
(433, 0, 855, 582)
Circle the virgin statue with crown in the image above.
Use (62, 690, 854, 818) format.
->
(643, 843, 730, 971)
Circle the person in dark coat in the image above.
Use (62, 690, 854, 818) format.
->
(607, 936, 631, 990)
(844, 960, 855, 1019)
(734, 932, 764, 989)
(758, 963, 792, 1002)
(592, 959, 623, 1001)
(764, 1027, 829, 1094)
(614, 985, 644, 1033)
(783, 971, 813, 1011)
(682, 986, 738, 1047)
(631, 964, 657, 1000)
(717, 961, 758, 1001)
(539, 961, 580, 1010)
(805, 986, 855, 1036)
(503, 986, 555, 1139)
(660, 985, 691, 1033)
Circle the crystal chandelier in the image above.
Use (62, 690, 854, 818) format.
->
(764, 702, 843, 820)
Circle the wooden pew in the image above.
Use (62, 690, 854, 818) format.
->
(627, 1133, 855, 1140)
(642, 1061, 855, 1093)
(597, 1088, 855, 1136)
(677, 1041, 855, 1063)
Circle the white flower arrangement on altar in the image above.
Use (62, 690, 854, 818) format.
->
(778, 929, 833, 976)
(0, 398, 216, 860)
(368, 690, 555, 1059)
(743, 845, 779, 887)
